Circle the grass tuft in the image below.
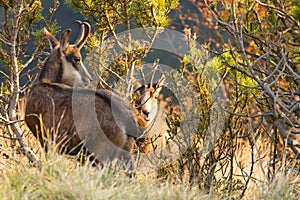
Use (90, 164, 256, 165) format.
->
(0, 149, 209, 200)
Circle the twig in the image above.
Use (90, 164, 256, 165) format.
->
(6, 1, 40, 164)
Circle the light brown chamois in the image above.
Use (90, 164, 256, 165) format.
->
(124, 68, 168, 154)
(25, 22, 143, 167)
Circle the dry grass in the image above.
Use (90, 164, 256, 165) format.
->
(0, 140, 207, 200)
(0, 123, 205, 200)
(0, 121, 299, 199)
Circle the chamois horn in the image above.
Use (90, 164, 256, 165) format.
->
(149, 59, 160, 88)
(73, 20, 91, 49)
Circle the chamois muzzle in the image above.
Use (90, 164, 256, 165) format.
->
(78, 63, 92, 87)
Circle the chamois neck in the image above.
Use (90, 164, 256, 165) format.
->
(38, 48, 63, 84)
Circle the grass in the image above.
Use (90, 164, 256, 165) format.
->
(249, 172, 299, 200)
(0, 125, 299, 199)
(0, 147, 209, 200)
(1, 149, 298, 200)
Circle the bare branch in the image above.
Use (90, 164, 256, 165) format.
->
(4, 1, 40, 164)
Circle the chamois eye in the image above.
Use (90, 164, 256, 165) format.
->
(73, 56, 81, 63)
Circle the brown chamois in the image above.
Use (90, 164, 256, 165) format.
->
(25, 22, 143, 167)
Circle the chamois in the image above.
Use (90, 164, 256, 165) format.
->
(25, 22, 143, 166)
(124, 68, 168, 154)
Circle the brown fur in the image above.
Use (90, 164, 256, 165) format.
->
(25, 82, 141, 162)
(25, 23, 143, 166)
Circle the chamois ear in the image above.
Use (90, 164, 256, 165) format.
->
(43, 28, 59, 50)
(59, 29, 72, 52)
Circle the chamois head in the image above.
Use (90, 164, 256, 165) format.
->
(133, 68, 165, 127)
(39, 21, 92, 87)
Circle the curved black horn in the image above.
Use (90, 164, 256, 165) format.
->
(73, 20, 91, 49)
(73, 20, 84, 46)
(139, 69, 146, 85)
